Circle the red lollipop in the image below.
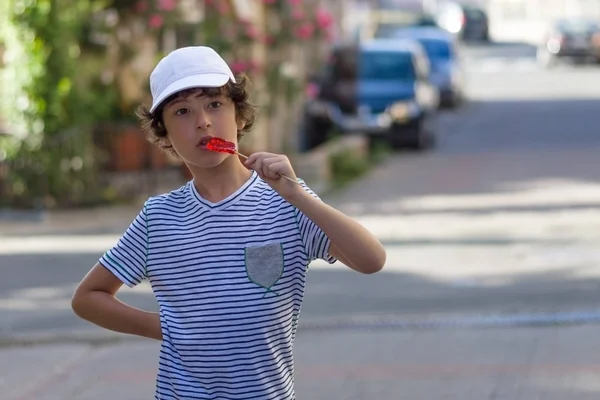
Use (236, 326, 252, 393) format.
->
(205, 137, 237, 155)
(203, 136, 299, 184)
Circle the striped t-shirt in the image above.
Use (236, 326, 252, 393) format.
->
(100, 171, 336, 399)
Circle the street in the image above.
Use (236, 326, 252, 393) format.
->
(2, 41, 600, 399)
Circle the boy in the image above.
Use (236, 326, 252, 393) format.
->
(72, 46, 386, 400)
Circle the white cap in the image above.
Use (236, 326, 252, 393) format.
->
(149, 46, 236, 113)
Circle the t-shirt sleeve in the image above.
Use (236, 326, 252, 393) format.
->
(294, 180, 337, 265)
(99, 202, 149, 287)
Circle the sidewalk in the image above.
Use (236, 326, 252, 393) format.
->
(0, 180, 344, 238)
(0, 204, 143, 237)
(2, 324, 600, 400)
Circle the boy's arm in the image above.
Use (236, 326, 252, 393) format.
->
(71, 263, 162, 340)
(287, 189, 386, 274)
(244, 151, 386, 274)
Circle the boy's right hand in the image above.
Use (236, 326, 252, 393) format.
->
(72, 263, 162, 341)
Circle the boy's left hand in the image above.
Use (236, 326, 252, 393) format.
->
(245, 152, 303, 200)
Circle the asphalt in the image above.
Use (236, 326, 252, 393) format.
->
(4, 326, 600, 399)
(3, 41, 600, 399)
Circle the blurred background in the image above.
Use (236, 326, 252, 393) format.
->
(2, 0, 600, 399)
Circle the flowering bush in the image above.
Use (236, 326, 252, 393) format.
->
(1, 0, 337, 208)
(127, 0, 335, 75)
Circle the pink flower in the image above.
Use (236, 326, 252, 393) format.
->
(305, 82, 320, 99)
(230, 61, 247, 74)
(294, 23, 314, 40)
(316, 7, 334, 29)
(245, 24, 259, 40)
(216, 1, 230, 15)
(148, 14, 164, 28)
(157, 0, 177, 11)
(224, 27, 236, 40)
(291, 8, 305, 20)
(263, 35, 275, 45)
(135, 0, 148, 12)
(248, 60, 262, 71)
(325, 29, 335, 42)
(230, 60, 262, 74)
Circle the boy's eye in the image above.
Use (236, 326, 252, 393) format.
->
(175, 108, 189, 116)
(208, 101, 222, 109)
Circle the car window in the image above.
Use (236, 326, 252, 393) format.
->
(463, 7, 485, 20)
(372, 11, 439, 38)
(359, 51, 416, 80)
(374, 20, 439, 38)
(556, 19, 600, 33)
(375, 24, 411, 38)
(384, 32, 453, 60)
(322, 47, 357, 82)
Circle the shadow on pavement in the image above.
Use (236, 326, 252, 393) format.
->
(2, 250, 600, 337)
(326, 98, 600, 215)
(302, 265, 600, 323)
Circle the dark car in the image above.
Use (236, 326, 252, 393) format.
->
(301, 39, 439, 151)
(383, 27, 465, 107)
(435, 1, 489, 42)
(537, 19, 600, 67)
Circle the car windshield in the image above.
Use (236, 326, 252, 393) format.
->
(374, 18, 438, 37)
(359, 51, 416, 81)
(557, 19, 599, 33)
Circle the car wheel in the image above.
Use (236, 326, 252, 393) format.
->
(442, 92, 462, 109)
(303, 116, 332, 150)
(408, 117, 436, 151)
(481, 31, 490, 42)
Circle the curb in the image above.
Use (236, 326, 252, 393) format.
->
(0, 329, 138, 348)
(0, 209, 45, 223)
(3, 309, 600, 348)
(297, 309, 600, 332)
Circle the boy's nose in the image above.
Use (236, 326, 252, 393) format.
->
(196, 112, 211, 130)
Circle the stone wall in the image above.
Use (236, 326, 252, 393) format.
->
(292, 134, 369, 195)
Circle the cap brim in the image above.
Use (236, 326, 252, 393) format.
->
(149, 73, 232, 113)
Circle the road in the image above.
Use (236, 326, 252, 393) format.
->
(2, 41, 600, 399)
(315, 41, 600, 324)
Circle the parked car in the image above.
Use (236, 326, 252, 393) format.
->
(381, 27, 465, 108)
(537, 18, 600, 67)
(434, 1, 489, 42)
(301, 39, 439, 151)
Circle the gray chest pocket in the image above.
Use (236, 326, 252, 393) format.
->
(244, 243, 284, 296)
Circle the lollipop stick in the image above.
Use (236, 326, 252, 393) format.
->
(236, 151, 300, 184)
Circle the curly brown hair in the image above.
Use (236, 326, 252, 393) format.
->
(136, 73, 257, 156)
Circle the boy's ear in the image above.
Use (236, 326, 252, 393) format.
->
(237, 121, 246, 131)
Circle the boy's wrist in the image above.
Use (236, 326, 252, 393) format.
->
(283, 183, 312, 207)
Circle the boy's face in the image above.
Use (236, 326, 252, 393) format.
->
(161, 87, 244, 168)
